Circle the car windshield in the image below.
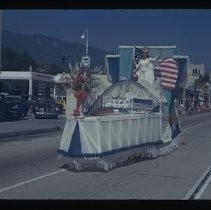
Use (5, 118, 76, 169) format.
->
(33, 97, 54, 102)
(6, 96, 22, 101)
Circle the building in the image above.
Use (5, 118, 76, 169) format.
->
(0, 69, 55, 97)
(187, 63, 205, 88)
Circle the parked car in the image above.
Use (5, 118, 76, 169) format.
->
(3, 95, 23, 120)
(55, 96, 66, 114)
(31, 96, 58, 119)
(0, 92, 9, 97)
(55, 103, 63, 114)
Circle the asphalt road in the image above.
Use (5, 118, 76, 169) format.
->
(0, 113, 211, 199)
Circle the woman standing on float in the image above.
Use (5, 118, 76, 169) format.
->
(133, 47, 161, 100)
(135, 47, 155, 86)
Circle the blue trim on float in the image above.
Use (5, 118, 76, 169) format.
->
(171, 123, 181, 139)
(57, 140, 163, 158)
(67, 121, 82, 156)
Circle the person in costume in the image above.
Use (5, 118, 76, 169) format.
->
(71, 67, 90, 116)
(135, 47, 155, 86)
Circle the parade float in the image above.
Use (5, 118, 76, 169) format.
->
(57, 40, 182, 171)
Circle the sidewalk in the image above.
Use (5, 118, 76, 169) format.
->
(0, 117, 66, 140)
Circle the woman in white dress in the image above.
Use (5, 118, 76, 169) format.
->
(133, 47, 161, 99)
(135, 48, 155, 86)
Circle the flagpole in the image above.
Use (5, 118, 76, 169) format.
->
(86, 29, 88, 55)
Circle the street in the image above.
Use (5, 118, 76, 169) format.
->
(0, 113, 211, 199)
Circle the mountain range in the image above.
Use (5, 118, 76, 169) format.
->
(1, 31, 112, 69)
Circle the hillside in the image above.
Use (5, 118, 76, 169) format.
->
(2, 31, 111, 70)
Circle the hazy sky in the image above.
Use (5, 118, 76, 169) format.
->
(2, 9, 211, 71)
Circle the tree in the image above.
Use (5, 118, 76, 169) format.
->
(48, 63, 63, 75)
(194, 74, 203, 90)
(203, 73, 210, 84)
(2, 47, 63, 75)
(1, 47, 37, 71)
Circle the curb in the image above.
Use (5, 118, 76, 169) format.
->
(179, 110, 211, 117)
(0, 126, 61, 140)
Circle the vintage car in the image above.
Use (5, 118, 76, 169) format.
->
(3, 95, 23, 120)
(31, 96, 58, 119)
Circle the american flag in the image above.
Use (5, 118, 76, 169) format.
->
(134, 47, 142, 64)
(154, 58, 179, 91)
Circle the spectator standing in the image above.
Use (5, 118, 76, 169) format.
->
(0, 95, 6, 121)
(185, 100, 190, 115)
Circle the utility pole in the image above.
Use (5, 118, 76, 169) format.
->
(86, 29, 88, 55)
(28, 65, 33, 97)
(81, 29, 88, 55)
(182, 87, 186, 114)
(80, 30, 90, 69)
(0, 10, 2, 72)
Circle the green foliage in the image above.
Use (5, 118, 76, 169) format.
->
(1, 47, 37, 71)
(1, 47, 64, 74)
(48, 63, 63, 75)
(194, 73, 211, 91)
(203, 73, 210, 83)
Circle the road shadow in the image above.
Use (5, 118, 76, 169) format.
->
(59, 156, 156, 173)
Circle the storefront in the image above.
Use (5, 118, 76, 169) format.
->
(0, 71, 55, 97)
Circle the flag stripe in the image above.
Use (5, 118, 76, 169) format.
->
(160, 61, 178, 66)
(155, 57, 179, 90)
(155, 66, 178, 72)
(161, 82, 175, 88)
(160, 72, 178, 79)
(160, 59, 177, 65)
(161, 77, 177, 83)
(160, 75, 178, 80)
(160, 69, 178, 75)
(161, 84, 175, 90)
(159, 65, 178, 72)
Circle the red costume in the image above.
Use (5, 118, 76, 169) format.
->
(71, 70, 89, 116)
